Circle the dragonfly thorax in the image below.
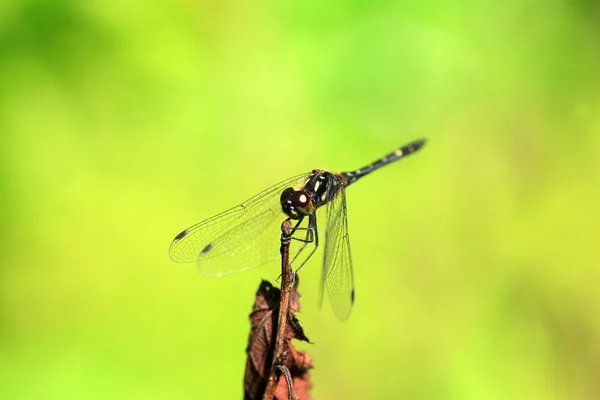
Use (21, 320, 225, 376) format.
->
(280, 187, 314, 219)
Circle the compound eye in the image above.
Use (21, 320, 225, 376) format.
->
(293, 191, 310, 207)
(280, 187, 294, 203)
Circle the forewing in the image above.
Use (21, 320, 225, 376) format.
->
(320, 187, 355, 321)
(169, 173, 309, 276)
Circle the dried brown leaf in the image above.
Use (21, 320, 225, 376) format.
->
(244, 278, 312, 400)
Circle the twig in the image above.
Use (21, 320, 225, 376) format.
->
(273, 362, 298, 400)
(262, 220, 294, 400)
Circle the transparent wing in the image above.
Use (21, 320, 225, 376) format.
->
(169, 173, 310, 276)
(320, 187, 355, 321)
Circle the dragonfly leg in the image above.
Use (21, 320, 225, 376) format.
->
(276, 217, 313, 282)
(288, 217, 312, 266)
(290, 221, 314, 244)
(291, 213, 319, 273)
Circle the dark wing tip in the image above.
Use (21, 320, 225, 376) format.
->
(200, 242, 215, 256)
(173, 229, 189, 242)
(169, 229, 190, 263)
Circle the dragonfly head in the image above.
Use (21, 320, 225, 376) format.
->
(280, 188, 314, 219)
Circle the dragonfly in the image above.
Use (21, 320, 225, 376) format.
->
(170, 138, 427, 320)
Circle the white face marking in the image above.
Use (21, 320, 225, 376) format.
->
(299, 194, 307, 203)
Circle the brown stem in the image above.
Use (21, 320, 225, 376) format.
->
(274, 364, 297, 400)
(262, 220, 294, 400)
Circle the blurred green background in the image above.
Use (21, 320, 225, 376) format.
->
(1, 0, 599, 399)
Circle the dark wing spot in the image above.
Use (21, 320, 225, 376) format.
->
(200, 242, 215, 256)
(174, 229, 188, 241)
(351, 288, 355, 304)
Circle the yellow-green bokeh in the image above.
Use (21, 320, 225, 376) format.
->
(1, 1, 599, 399)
